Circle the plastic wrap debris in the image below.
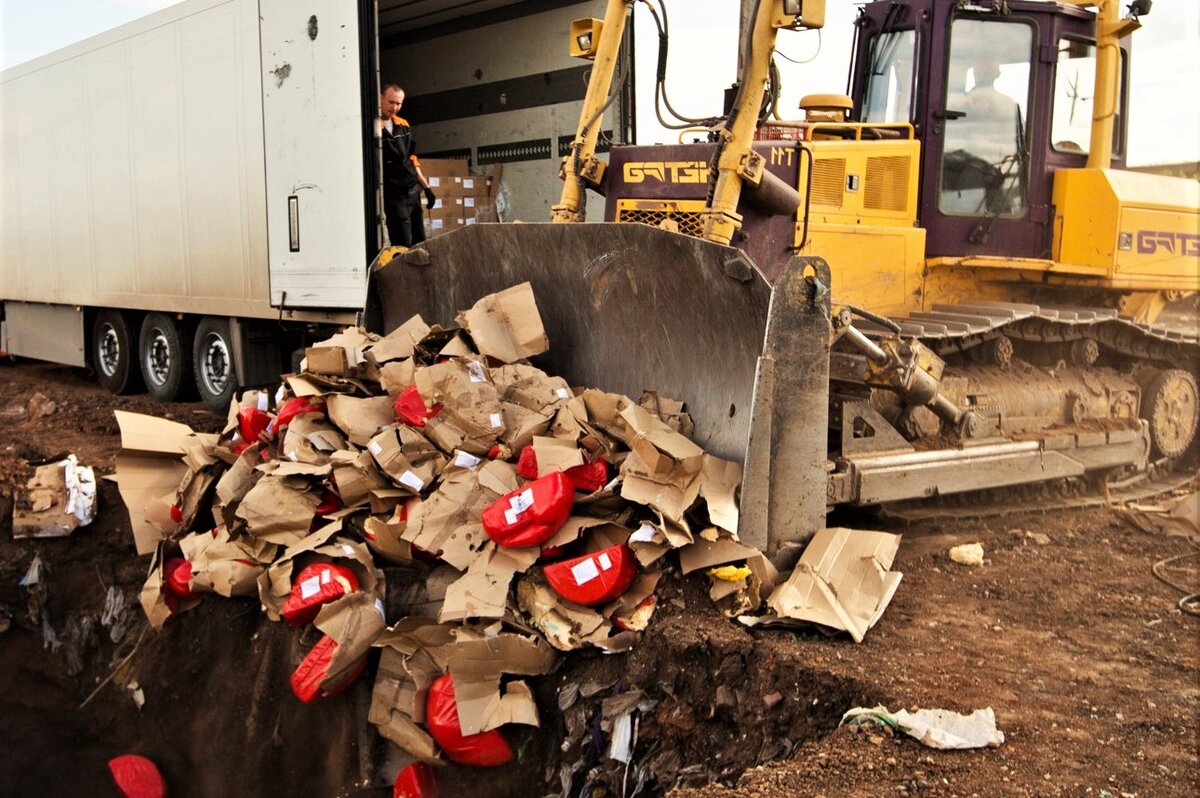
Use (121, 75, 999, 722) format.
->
(842, 705, 1005, 749)
(12, 454, 97, 538)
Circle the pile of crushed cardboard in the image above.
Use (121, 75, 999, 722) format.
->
(113, 282, 902, 775)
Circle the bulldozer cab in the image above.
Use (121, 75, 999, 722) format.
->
(851, 0, 1131, 258)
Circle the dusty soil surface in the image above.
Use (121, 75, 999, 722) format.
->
(1, 359, 1197, 798)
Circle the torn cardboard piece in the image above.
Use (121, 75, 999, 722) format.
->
(314, 591, 388, 689)
(743, 527, 902, 643)
(403, 462, 518, 570)
(439, 543, 539, 623)
(367, 314, 431, 365)
(12, 455, 97, 539)
(456, 282, 549, 364)
(445, 632, 557, 734)
(179, 527, 267, 597)
(113, 411, 198, 555)
(235, 463, 328, 546)
(326, 395, 396, 447)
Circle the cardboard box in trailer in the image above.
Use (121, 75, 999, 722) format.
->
(1, 0, 621, 410)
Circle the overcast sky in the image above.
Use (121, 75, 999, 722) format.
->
(2, 0, 1196, 165)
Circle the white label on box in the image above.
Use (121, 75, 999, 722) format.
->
(275, 384, 287, 406)
(433, 198, 443, 209)
(630, 523, 658, 543)
(598, 552, 612, 571)
(465, 217, 476, 226)
(429, 176, 442, 187)
(368, 440, 383, 455)
(287, 450, 298, 462)
(463, 196, 476, 208)
(555, 388, 571, 399)
(467, 361, 488, 383)
(399, 470, 425, 491)
(341, 544, 354, 556)
(571, 557, 601, 586)
(432, 218, 444, 229)
(454, 450, 482, 469)
(462, 178, 475, 189)
(300, 576, 321, 599)
(490, 412, 503, 428)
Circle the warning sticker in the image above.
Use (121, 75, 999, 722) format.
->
(399, 471, 425, 492)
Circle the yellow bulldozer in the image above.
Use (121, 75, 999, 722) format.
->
(370, 0, 1199, 567)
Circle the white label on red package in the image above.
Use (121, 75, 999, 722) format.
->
(490, 413, 503, 428)
(300, 576, 321, 599)
(630, 523, 658, 543)
(368, 440, 383, 455)
(274, 384, 287, 406)
(454, 450, 482, 469)
(571, 557, 601, 585)
(321, 569, 331, 584)
(503, 488, 535, 525)
(399, 470, 425, 491)
(598, 552, 613, 571)
(467, 361, 488, 383)
(257, 392, 269, 412)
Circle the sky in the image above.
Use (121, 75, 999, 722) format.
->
(2, 0, 1197, 166)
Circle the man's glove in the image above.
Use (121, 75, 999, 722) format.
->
(424, 187, 436, 210)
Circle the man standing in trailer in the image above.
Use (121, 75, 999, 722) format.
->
(379, 84, 436, 247)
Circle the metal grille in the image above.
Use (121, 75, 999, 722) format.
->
(616, 208, 705, 238)
(864, 155, 911, 212)
(811, 158, 846, 207)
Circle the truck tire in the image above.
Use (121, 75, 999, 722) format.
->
(139, 313, 194, 402)
(193, 316, 239, 412)
(92, 310, 142, 394)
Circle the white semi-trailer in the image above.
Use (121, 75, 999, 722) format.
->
(1, 0, 620, 409)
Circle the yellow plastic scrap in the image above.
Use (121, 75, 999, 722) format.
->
(708, 565, 752, 582)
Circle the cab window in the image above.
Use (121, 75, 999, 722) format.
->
(939, 18, 1033, 218)
(1051, 38, 1126, 156)
(862, 29, 917, 124)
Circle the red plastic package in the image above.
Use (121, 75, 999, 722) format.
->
(394, 385, 442, 428)
(238, 407, 272, 442)
(314, 488, 342, 517)
(481, 472, 574, 548)
(163, 557, 197, 600)
(425, 674, 513, 766)
(273, 396, 325, 433)
(168, 504, 184, 524)
(393, 762, 437, 798)
(516, 448, 608, 493)
(544, 544, 638, 606)
(290, 634, 367, 703)
(108, 754, 166, 798)
(281, 563, 360, 627)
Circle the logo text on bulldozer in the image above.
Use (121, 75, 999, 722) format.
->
(1137, 230, 1200, 256)
(623, 161, 708, 184)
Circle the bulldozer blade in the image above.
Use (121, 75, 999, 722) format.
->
(368, 223, 831, 559)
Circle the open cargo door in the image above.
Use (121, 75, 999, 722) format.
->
(259, 0, 373, 310)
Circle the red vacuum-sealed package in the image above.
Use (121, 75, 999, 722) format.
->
(544, 543, 637, 606)
(393, 761, 437, 798)
(108, 754, 166, 798)
(163, 557, 197, 600)
(516, 448, 609, 494)
(290, 634, 367, 703)
(481, 472, 574, 548)
(394, 385, 442, 428)
(238, 407, 272, 442)
(425, 674, 513, 766)
(281, 563, 360, 627)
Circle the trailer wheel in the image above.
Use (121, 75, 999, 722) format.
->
(193, 317, 239, 412)
(139, 313, 194, 402)
(92, 310, 142, 394)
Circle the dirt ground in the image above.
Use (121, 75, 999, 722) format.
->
(1, 359, 1196, 798)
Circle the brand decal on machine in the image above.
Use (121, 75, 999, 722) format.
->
(622, 161, 709, 184)
(1136, 230, 1200, 256)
